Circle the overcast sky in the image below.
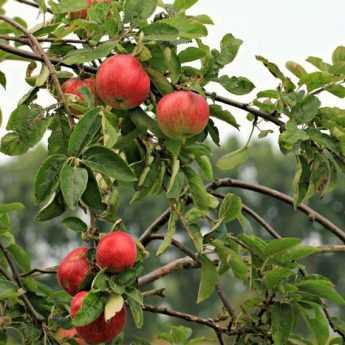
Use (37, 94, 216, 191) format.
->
(1, 0, 345, 162)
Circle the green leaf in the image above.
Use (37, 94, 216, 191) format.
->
(271, 304, 294, 345)
(48, 116, 71, 155)
(298, 303, 329, 345)
(219, 193, 242, 223)
(218, 75, 255, 95)
(54, 0, 87, 13)
(0, 278, 17, 300)
(280, 245, 319, 262)
(0, 202, 24, 214)
(216, 148, 248, 171)
(157, 211, 177, 256)
(0, 213, 10, 233)
(197, 255, 218, 303)
(162, 15, 208, 39)
(82, 146, 136, 182)
(164, 47, 181, 84)
(62, 217, 87, 232)
(178, 47, 207, 63)
(104, 294, 124, 322)
(127, 294, 144, 328)
(173, 0, 198, 11)
(265, 238, 300, 257)
(279, 121, 309, 153)
(63, 41, 117, 65)
(60, 165, 88, 210)
(8, 244, 31, 272)
(292, 155, 311, 207)
(68, 108, 101, 156)
(184, 166, 218, 210)
(142, 22, 179, 41)
(307, 56, 331, 72)
(209, 104, 239, 129)
(256, 55, 295, 91)
(290, 95, 321, 124)
(124, 0, 157, 22)
(82, 169, 104, 212)
(0, 70, 6, 89)
(147, 68, 174, 94)
(217, 33, 243, 66)
(332, 46, 345, 65)
(73, 291, 105, 327)
(264, 268, 294, 289)
(35, 194, 65, 222)
(300, 71, 335, 92)
(297, 279, 345, 305)
(196, 155, 213, 180)
(1, 105, 50, 156)
(34, 154, 67, 202)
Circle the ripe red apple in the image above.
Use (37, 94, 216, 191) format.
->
(71, 291, 127, 344)
(157, 91, 210, 138)
(96, 54, 150, 109)
(96, 231, 137, 273)
(70, 0, 111, 19)
(57, 327, 86, 345)
(62, 78, 97, 115)
(57, 247, 90, 296)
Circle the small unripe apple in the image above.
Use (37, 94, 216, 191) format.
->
(70, 0, 111, 19)
(96, 231, 137, 273)
(62, 78, 97, 115)
(96, 54, 150, 109)
(71, 291, 127, 344)
(157, 91, 210, 138)
(57, 247, 90, 296)
(57, 327, 86, 345)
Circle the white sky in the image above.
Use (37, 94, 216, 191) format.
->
(1, 0, 345, 162)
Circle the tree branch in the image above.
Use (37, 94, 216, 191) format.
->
(138, 257, 198, 287)
(206, 92, 285, 127)
(0, 35, 88, 45)
(208, 178, 345, 243)
(14, 0, 53, 13)
(0, 15, 74, 127)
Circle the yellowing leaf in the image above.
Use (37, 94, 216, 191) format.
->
(104, 295, 124, 322)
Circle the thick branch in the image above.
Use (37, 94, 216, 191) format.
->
(143, 304, 226, 332)
(138, 257, 198, 287)
(208, 178, 345, 243)
(206, 92, 285, 127)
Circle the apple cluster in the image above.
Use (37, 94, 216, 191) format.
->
(62, 53, 210, 139)
(57, 231, 137, 344)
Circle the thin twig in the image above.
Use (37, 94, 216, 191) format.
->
(14, 0, 53, 13)
(21, 266, 57, 278)
(208, 178, 345, 243)
(142, 288, 166, 298)
(0, 35, 88, 45)
(212, 191, 281, 239)
(206, 92, 285, 127)
(0, 16, 74, 127)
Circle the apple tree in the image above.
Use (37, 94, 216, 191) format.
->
(0, 0, 345, 344)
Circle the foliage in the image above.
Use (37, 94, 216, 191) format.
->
(0, 0, 344, 345)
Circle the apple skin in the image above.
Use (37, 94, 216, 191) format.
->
(96, 54, 150, 109)
(157, 91, 210, 138)
(96, 231, 137, 273)
(71, 291, 127, 344)
(70, 0, 111, 19)
(57, 247, 90, 296)
(57, 328, 86, 345)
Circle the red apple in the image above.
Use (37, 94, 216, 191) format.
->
(96, 54, 150, 109)
(157, 91, 210, 138)
(62, 78, 97, 114)
(57, 327, 86, 345)
(96, 231, 137, 273)
(70, 0, 111, 19)
(71, 291, 127, 344)
(57, 247, 90, 296)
